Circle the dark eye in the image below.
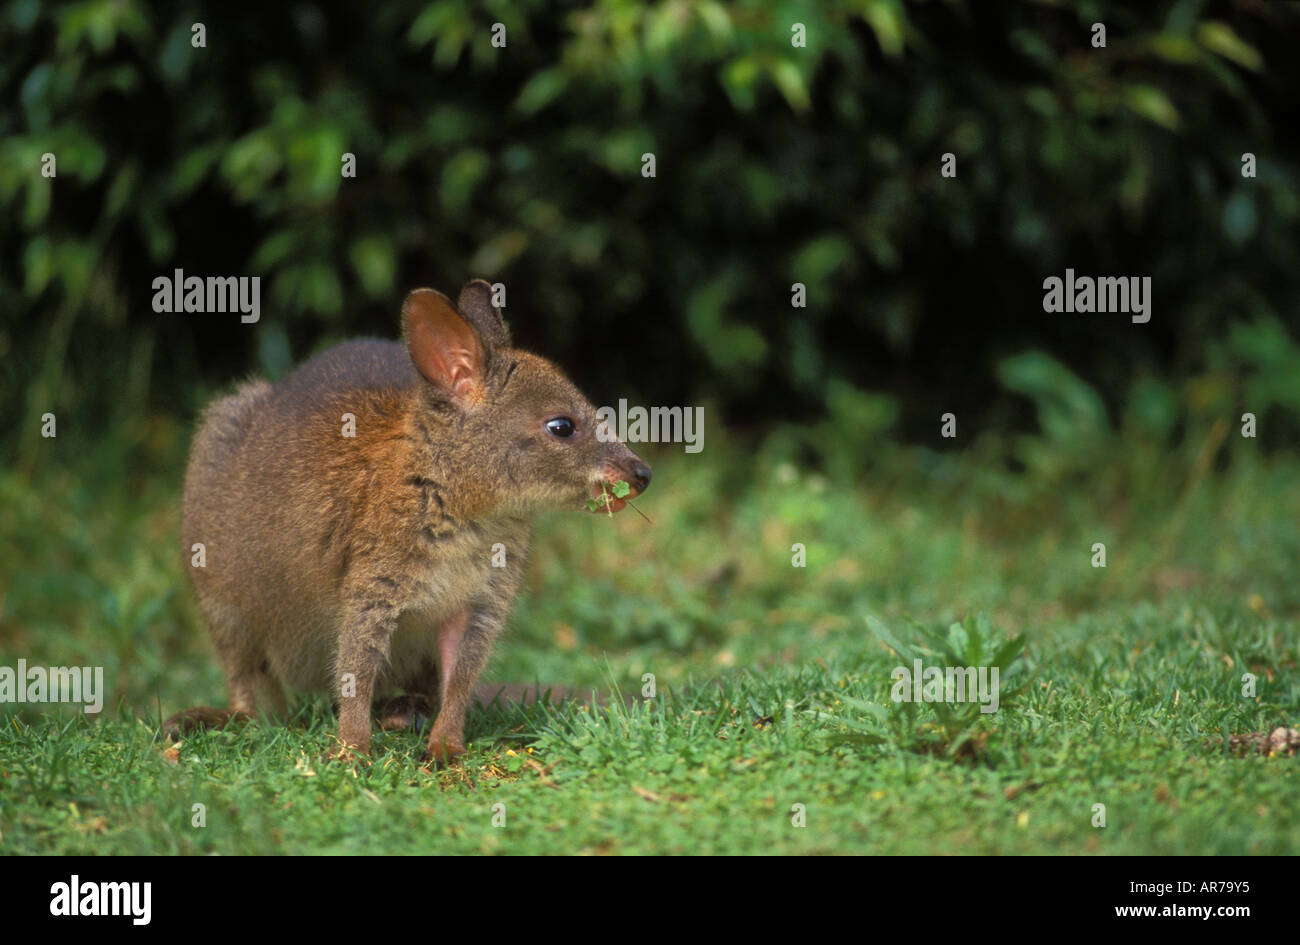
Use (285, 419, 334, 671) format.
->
(545, 417, 576, 438)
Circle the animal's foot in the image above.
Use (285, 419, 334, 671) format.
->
(420, 733, 466, 769)
(159, 707, 252, 742)
(375, 694, 434, 731)
(326, 740, 371, 764)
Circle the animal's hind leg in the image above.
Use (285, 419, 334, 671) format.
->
(161, 612, 266, 740)
(256, 662, 289, 721)
(222, 648, 260, 715)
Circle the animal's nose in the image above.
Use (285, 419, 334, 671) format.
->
(630, 461, 652, 493)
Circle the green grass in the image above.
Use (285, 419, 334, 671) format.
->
(1, 419, 1297, 854)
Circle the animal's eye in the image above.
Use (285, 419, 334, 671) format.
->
(545, 417, 576, 438)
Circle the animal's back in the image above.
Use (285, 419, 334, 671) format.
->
(265, 338, 417, 417)
(182, 338, 414, 544)
(181, 339, 421, 690)
(183, 338, 412, 491)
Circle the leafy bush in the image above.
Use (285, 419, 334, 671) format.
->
(3, 0, 1298, 471)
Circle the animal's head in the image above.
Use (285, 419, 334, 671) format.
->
(402, 280, 650, 516)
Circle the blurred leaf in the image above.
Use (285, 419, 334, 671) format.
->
(250, 230, 299, 272)
(169, 145, 222, 200)
(469, 230, 529, 274)
(998, 351, 1109, 443)
(257, 323, 293, 380)
(857, 0, 907, 59)
(791, 234, 852, 288)
(1221, 192, 1257, 244)
(22, 176, 51, 228)
(693, 1, 732, 41)
(1126, 377, 1178, 442)
(1148, 33, 1200, 65)
(1196, 21, 1262, 71)
(348, 235, 396, 298)
(720, 55, 761, 112)
(1123, 85, 1181, 131)
(440, 149, 490, 215)
(514, 68, 568, 115)
(686, 273, 767, 374)
(769, 59, 810, 113)
(221, 130, 283, 202)
(104, 163, 138, 219)
(23, 235, 55, 296)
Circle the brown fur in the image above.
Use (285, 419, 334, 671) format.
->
(166, 280, 650, 763)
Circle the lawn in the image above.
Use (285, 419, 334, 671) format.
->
(1, 418, 1297, 855)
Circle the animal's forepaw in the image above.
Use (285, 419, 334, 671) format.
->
(326, 740, 371, 764)
(420, 737, 466, 770)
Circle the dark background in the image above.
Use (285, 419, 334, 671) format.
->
(2, 0, 1298, 467)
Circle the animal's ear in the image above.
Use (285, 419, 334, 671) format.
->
(401, 288, 484, 403)
(456, 279, 511, 351)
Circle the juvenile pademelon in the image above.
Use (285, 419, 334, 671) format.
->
(166, 280, 651, 764)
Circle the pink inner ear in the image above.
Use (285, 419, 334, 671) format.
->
(404, 290, 482, 399)
(440, 344, 477, 398)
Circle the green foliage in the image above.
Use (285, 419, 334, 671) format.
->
(1225, 317, 1300, 418)
(586, 478, 633, 512)
(997, 350, 1110, 481)
(865, 613, 1026, 758)
(3, 0, 1299, 464)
